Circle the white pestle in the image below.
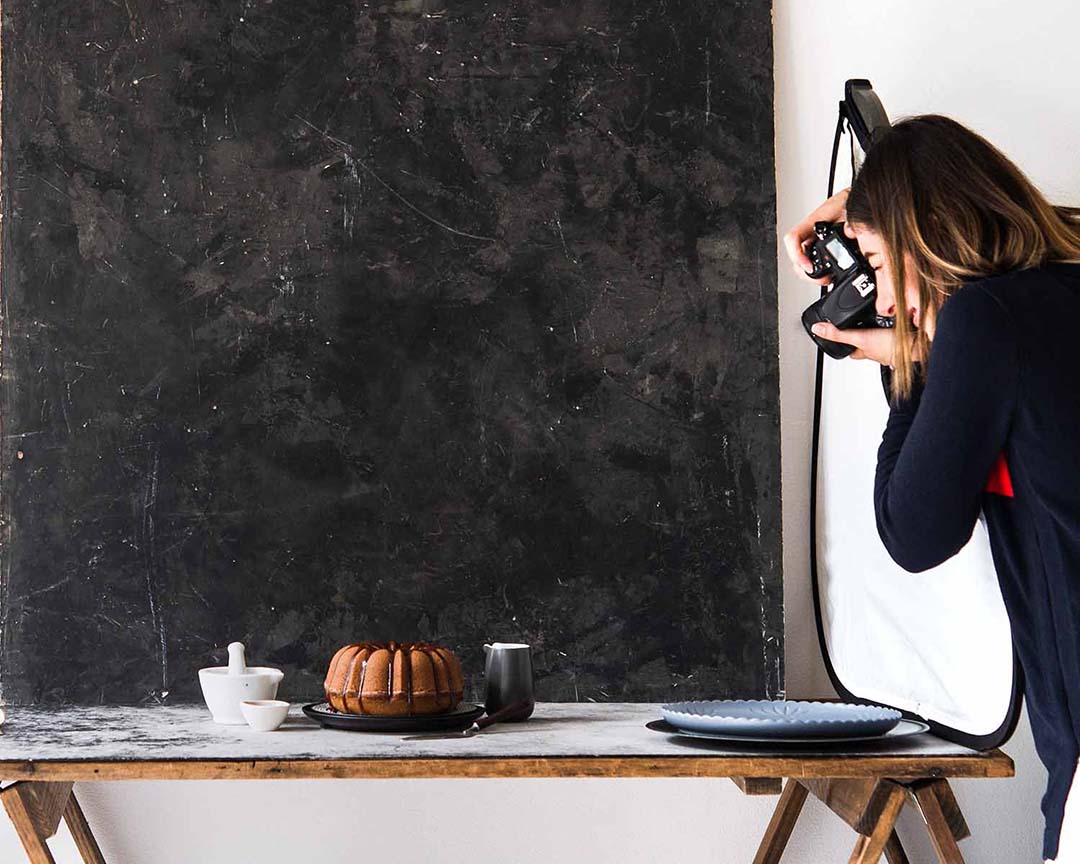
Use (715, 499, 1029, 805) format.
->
(199, 641, 284, 724)
(227, 641, 248, 676)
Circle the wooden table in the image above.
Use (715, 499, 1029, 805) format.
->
(0, 703, 1013, 863)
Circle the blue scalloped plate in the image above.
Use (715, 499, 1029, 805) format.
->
(645, 718, 929, 744)
(661, 699, 903, 739)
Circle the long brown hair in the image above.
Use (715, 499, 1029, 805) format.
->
(845, 114, 1080, 401)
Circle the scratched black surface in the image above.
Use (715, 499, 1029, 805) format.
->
(0, 0, 780, 705)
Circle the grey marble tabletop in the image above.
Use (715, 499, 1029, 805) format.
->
(0, 702, 998, 764)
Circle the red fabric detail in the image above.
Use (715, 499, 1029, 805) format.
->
(985, 451, 1014, 497)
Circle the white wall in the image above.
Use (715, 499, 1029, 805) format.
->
(777, 0, 1080, 704)
(4, 1, 1078, 861)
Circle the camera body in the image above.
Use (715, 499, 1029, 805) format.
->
(800, 222, 892, 359)
(801, 79, 894, 359)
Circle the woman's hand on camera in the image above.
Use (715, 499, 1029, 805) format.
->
(810, 322, 897, 365)
(782, 187, 850, 285)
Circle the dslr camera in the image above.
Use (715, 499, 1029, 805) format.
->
(801, 80, 893, 359)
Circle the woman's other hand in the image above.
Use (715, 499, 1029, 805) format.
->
(810, 322, 897, 365)
(782, 187, 851, 285)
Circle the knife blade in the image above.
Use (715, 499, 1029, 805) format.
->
(401, 700, 532, 740)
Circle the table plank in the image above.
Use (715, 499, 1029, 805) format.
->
(0, 704, 1013, 781)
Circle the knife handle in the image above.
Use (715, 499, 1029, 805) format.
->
(475, 700, 532, 731)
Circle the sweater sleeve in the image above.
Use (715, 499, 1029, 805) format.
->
(874, 285, 1019, 573)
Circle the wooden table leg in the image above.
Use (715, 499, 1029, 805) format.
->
(884, 828, 911, 864)
(752, 775, 970, 864)
(752, 778, 809, 864)
(63, 792, 107, 864)
(846, 781, 907, 864)
(1, 782, 106, 864)
(847, 782, 908, 864)
(913, 779, 967, 863)
(731, 776, 784, 795)
(1, 782, 73, 864)
(798, 778, 912, 862)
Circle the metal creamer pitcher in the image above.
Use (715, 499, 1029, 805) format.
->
(482, 642, 535, 720)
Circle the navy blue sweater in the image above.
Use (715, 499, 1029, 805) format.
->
(874, 261, 1080, 861)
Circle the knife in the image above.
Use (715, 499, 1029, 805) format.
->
(401, 700, 533, 740)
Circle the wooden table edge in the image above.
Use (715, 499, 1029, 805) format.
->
(0, 751, 1015, 781)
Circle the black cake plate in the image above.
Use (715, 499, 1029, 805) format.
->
(302, 701, 485, 733)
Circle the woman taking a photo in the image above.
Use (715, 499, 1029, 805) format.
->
(784, 115, 1080, 863)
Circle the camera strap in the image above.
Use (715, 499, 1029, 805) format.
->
(826, 102, 858, 199)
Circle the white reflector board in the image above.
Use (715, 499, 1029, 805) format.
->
(811, 353, 1022, 749)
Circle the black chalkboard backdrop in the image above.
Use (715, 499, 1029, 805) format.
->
(0, 0, 780, 705)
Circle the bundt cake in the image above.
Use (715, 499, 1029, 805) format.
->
(324, 641, 465, 716)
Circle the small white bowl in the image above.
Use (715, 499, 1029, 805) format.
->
(240, 700, 290, 732)
(199, 667, 284, 724)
